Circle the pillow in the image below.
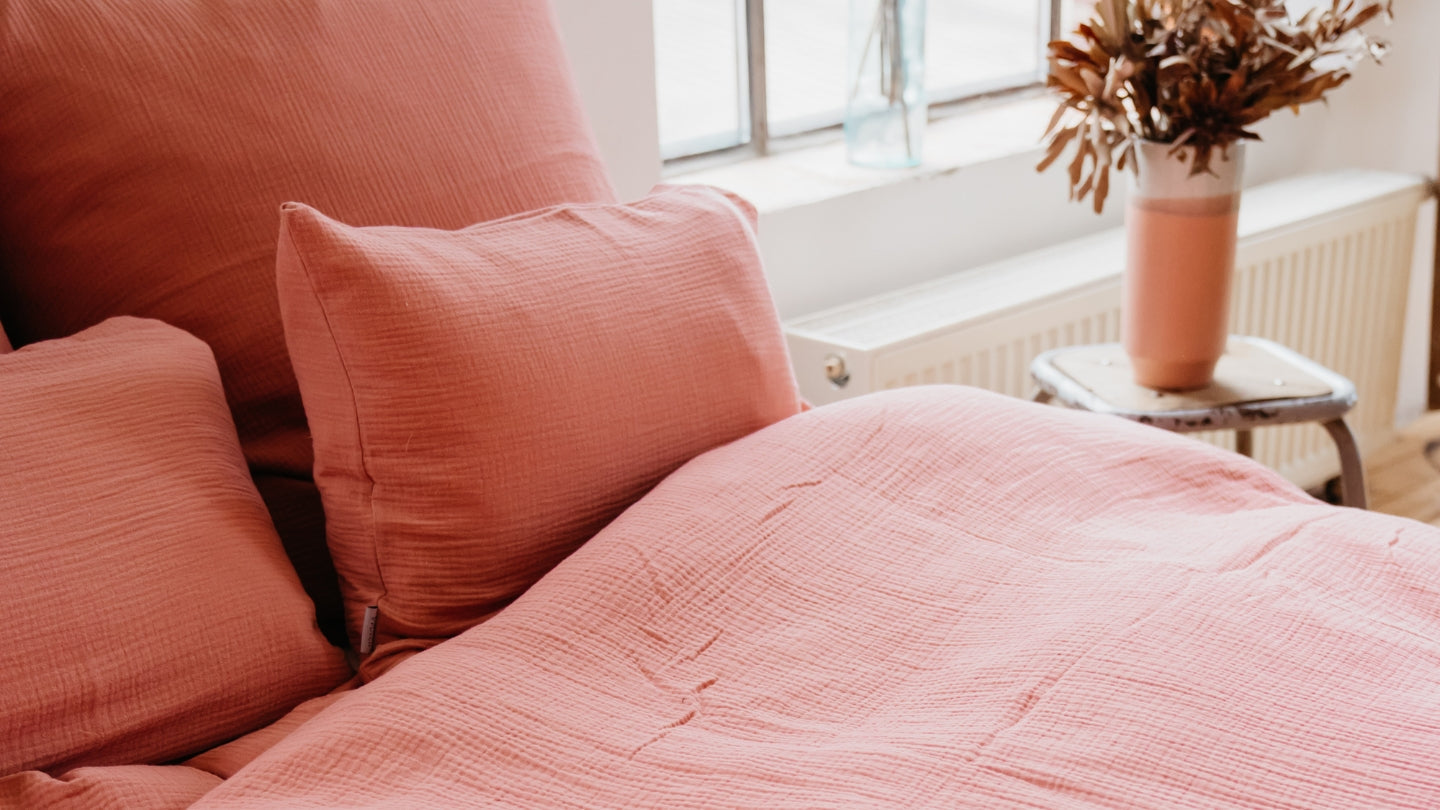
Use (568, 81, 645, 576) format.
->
(0, 318, 351, 775)
(0, 0, 617, 642)
(277, 185, 804, 676)
(0, 321, 9, 352)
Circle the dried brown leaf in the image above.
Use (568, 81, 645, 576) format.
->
(1037, 127, 1080, 172)
(1037, 0, 1391, 213)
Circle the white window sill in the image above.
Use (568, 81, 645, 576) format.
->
(657, 91, 1113, 323)
(661, 89, 1321, 325)
(670, 93, 1058, 214)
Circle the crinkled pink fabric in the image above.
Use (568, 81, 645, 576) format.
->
(276, 187, 801, 673)
(0, 318, 350, 776)
(0, 765, 220, 809)
(0, 0, 616, 641)
(195, 386, 1440, 808)
(185, 680, 358, 780)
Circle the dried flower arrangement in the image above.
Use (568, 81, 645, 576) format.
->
(1039, 0, 1393, 213)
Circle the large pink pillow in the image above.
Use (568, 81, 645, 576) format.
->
(277, 186, 804, 676)
(0, 318, 350, 775)
(0, 0, 615, 641)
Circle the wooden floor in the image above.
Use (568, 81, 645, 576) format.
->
(1369, 411, 1440, 525)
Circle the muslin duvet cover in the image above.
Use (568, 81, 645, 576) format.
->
(194, 386, 1440, 808)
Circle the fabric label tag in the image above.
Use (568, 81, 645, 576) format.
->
(360, 605, 378, 654)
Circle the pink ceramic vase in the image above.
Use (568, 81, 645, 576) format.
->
(1122, 140, 1245, 390)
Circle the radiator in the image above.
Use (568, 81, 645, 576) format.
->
(785, 170, 1430, 490)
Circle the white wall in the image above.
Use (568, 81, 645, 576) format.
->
(754, 109, 1322, 320)
(552, 0, 1439, 420)
(1299, 0, 1440, 425)
(550, 0, 663, 201)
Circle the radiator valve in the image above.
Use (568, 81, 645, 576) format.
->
(824, 354, 850, 388)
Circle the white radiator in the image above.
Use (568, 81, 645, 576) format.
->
(785, 171, 1430, 490)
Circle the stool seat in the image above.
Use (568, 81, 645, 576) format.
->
(1030, 336, 1365, 508)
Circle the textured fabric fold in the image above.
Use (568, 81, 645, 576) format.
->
(197, 386, 1440, 808)
(0, 766, 222, 810)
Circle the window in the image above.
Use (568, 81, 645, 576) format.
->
(654, 0, 1092, 162)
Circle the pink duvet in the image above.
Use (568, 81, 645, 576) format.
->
(196, 386, 1440, 808)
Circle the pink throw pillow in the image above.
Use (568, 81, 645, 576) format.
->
(0, 318, 351, 775)
(277, 185, 803, 676)
(0, 0, 616, 641)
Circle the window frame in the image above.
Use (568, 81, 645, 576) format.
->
(661, 0, 1068, 167)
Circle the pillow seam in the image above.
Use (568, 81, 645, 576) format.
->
(281, 221, 390, 633)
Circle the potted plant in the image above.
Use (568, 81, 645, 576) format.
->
(1039, 0, 1392, 390)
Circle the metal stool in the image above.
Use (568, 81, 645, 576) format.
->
(1030, 336, 1365, 509)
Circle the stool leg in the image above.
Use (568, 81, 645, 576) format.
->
(1032, 390, 1053, 404)
(1321, 418, 1367, 510)
(1235, 429, 1253, 458)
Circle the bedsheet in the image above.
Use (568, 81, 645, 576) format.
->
(196, 386, 1440, 808)
(0, 765, 220, 809)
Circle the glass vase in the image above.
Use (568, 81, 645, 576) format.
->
(1122, 140, 1247, 390)
(845, 0, 926, 168)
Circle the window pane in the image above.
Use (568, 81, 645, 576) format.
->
(653, 0, 749, 159)
(655, 0, 1077, 160)
(764, 0, 1052, 138)
(764, 0, 847, 138)
(927, 1, 1047, 103)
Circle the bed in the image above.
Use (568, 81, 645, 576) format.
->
(194, 385, 1440, 807)
(2, 1, 1438, 807)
